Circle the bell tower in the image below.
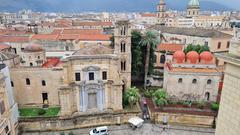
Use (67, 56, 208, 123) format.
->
(114, 20, 132, 89)
(157, 0, 166, 25)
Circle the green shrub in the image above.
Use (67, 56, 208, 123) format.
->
(197, 101, 206, 109)
(182, 101, 192, 107)
(167, 100, 177, 105)
(38, 108, 46, 115)
(68, 131, 74, 135)
(60, 132, 65, 135)
(211, 102, 219, 111)
(153, 89, 168, 107)
(144, 89, 155, 98)
(124, 87, 140, 109)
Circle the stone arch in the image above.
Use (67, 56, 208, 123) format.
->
(120, 41, 126, 52)
(205, 92, 210, 101)
(160, 54, 166, 64)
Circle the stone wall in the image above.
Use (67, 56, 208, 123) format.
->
(152, 112, 214, 127)
(19, 111, 141, 133)
(215, 63, 240, 135)
(10, 67, 63, 107)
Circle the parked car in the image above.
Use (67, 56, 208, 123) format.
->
(89, 126, 108, 135)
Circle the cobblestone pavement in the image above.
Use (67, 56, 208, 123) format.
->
(23, 123, 215, 135)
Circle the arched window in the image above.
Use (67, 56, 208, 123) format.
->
(192, 79, 197, 84)
(121, 42, 126, 52)
(11, 81, 14, 87)
(42, 80, 46, 86)
(178, 78, 183, 83)
(26, 78, 30, 85)
(121, 61, 126, 71)
(38, 56, 40, 59)
(65, 46, 69, 51)
(30, 62, 33, 66)
(205, 92, 210, 101)
(160, 54, 166, 64)
(207, 79, 212, 84)
(120, 26, 126, 35)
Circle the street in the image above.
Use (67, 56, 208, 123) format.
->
(23, 123, 215, 135)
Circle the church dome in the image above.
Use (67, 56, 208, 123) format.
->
(200, 51, 213, 62)
(186, 51, 199, 64)
(24, 44, 43, 52)
(173, 51, 185, 63)
(188, 0, 200, 7)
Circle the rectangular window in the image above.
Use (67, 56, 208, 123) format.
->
(227, 41, 230, 48)
(21, 48, 24, 51)
(102, 71, 107, 80)
(89, 72, 94, 81)
(13, 48, 17, 54)
(42, 93, 48, 104)
(75, 73, 81, 81)
(218, 42, 221, 49)
(11, 81, 14, 87)
(0, 100, 5, 115)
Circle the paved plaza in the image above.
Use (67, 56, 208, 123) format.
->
(23, 123, 215, 135)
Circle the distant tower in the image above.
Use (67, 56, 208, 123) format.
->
(187, 0, 200, 18)
(114, 20, 132, 89)
(157, 0, 166, 25)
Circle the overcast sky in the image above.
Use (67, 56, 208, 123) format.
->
(0, 0, 239, 12)
(206, 0, 239, 9)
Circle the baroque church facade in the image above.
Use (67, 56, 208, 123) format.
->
(59, 21, 132, 115)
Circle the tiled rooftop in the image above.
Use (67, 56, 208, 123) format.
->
(73, 45, 113, 55)
(157, 43, 184, 52)
(152, 25, 233, 38)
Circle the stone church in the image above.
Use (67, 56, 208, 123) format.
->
(59, 21, 132, 115)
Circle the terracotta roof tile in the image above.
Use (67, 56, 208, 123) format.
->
(51, 29, 63, 34)
(73, 21, 113, 27)
(141, 13, 157, 17)
(78, 34, 111, 41)
(0, 36, 30, 43)
(31, 34, 59, 41)
(61, 29, 102, 35)
(58, 34, 79, 40)
(42, 58, 61, 68)
(157, 43, 184, 52)
(170, 68, 219, 73)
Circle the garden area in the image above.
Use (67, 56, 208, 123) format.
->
(19, 107, 60, 117)
(139, 87, 219, 116)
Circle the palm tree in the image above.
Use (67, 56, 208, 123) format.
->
(140, 31, 160, 89)
(125, 87, 140, 109)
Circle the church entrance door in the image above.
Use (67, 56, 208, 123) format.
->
(88, 93, 97, 109)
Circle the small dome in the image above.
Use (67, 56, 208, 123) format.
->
(173, 51, 185, 63)
(200, 51, 213, 62)
(24, 44, 43, 52)
(186, 51, 199, 64)
(188, 0, 200, 7)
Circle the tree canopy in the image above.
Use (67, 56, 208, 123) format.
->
(184, 44, 210, 54)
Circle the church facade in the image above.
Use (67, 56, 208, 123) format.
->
(59, 21, 132, 115)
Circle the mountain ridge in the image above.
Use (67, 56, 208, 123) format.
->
(0, 0, 233, 13)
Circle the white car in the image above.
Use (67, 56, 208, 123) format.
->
(89, 126, 108, 135)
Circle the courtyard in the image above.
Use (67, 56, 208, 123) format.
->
(23, 123, 215, 135)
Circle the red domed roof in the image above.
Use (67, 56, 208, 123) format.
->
(200, 51, 213, 62)
(186, 51, 199, 64)
(173, 51, 185, 63)
(24, 44, 43, 52)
